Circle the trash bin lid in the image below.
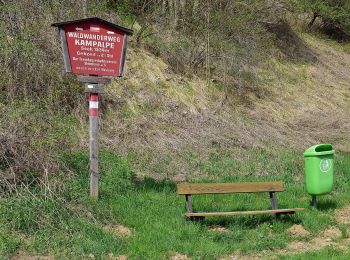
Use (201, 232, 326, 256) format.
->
(304, 144, 334, 157)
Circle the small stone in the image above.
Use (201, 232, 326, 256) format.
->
(181, 111, 188, 117)
(168, 101, 179, 110)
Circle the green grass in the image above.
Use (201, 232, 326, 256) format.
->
(1, 149, 350, 259)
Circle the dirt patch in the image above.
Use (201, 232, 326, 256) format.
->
(170, 252, 190, 260)
(103, 224, 133, 237)
(106, 253, 128, 260)
(223, 226, 349, 259)
(11, 251, 55, 260)
(285, 241, 310, 251)
(208, 225, 229, 233)
(334, 243, 349, 252)
(321, 227, 342, 239)
(339, 238, 350, 252)
(115, 225, 133, 237)
(309, 236, 333, 249)
(280, 227, 342, 254)
(277, 237, 333, 255)
(335, 206, 350, 225)
(220, 252, 269, 260)
(288, 224, 310, 238)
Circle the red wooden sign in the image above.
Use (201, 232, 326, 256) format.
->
(52, 17, 133, 78)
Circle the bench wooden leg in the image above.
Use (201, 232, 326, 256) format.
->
(185, 195, 204, 221)
(191, 216, 205, 222)
(185, 194, 193, 213)
(269, 192, 280, 218)
(269, 192, 278, 210)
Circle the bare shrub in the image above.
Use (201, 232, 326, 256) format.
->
(120, 0, 293, 95)
(0, 101, 80, 193)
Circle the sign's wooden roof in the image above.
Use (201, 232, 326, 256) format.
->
(51, 17, 133, 35)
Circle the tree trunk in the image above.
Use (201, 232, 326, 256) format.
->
(173, 0, 178, 28)
(179, 0, 186, 17)
(161, 0, 167, 15)
(192, 0, 199, 15)
(83, 0, 88, 18)
(308, 12, 319, 28)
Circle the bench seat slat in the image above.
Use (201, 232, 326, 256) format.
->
(185, 208, 304, 217)
(177, 182, 284, 195)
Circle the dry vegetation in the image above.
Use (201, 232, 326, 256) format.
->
(0, 0, 123, 188)
(102, 34, 350, 158)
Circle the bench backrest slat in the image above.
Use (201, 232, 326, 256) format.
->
(177, 182, 284, 195)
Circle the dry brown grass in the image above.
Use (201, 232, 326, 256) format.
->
(101, 34, 350, 170)
(253, 34, 350, 151)
(91, 31, 350, 182)
(2, 0, 350, 185)
(222, 226, 347, 259)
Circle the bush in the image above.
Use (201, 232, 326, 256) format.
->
(109, 0, 291, 91)
(0, 100, 80, 192)
(288, 0, 350, 41)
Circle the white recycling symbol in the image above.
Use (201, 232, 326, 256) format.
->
(320, 158, 331, 173)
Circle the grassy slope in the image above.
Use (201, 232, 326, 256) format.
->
(2, 33, 350, 259)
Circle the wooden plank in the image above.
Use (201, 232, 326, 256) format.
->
(177, 182, 284, 195)
(185, 208, 304, 217)
(84, 84, 105, 94)
(59, 28, 71, 72)
(77, 75, 111, 84)
(118, 34, 128, 76)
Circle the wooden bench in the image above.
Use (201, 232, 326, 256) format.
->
(177, 181, 304, 220)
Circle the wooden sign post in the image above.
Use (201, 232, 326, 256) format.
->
(52, 17, 133, 199)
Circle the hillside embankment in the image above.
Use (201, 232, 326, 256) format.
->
(97, 34, 350, 180)
(106, 36, 350, 152)
(1, 1, 350, 183)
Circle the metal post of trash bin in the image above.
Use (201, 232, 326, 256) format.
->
(311, 196, 317, 207)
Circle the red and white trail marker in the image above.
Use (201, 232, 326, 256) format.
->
(52, 17, 133, 199)
(89, 92, 99, 117)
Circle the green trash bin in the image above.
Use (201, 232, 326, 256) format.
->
(304, 144, 334, 200)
